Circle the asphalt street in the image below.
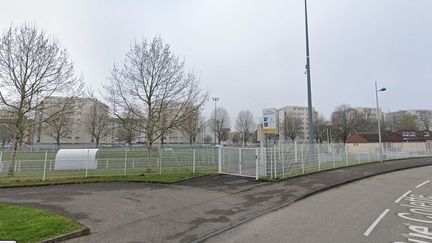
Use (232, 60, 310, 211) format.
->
(1, 157, 432, 242)
(208, 165, 432, 243)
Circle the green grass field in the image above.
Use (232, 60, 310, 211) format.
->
(0, 204, 82, 243)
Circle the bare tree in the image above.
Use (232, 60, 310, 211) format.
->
(106, 37, 206, 149)
(117, 108, 142, 145)
(399, 113, 419, 131)
(210, 107, 230, 144)
(179, 107, 203, 145)
(87, 99, 110, 148)
(0, 24, 83, 176)
(235, 110, 256, 146)
(281, 111, 302, 142)
(313, 114, 328, 143)
(0, 123, 13, 146)
(418, 110, 432, 130)
(41, 97, 79, 149)
(230, 131, 241, 145)
(331, 105, 361, 143)
(355, 110, 378, 133)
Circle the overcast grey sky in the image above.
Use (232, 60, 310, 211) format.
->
(2, 0, 431, 122)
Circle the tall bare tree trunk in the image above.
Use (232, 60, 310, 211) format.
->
(8, 135, 20, 176)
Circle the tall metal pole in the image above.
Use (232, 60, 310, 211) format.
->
(304, 0, 314, 145)
(304, 0, 315, 163)
(375, 81, 383, 162)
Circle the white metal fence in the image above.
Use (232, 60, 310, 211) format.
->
(0, 148, 218, 182)
(219, 141, 432, 180)
(1, 142, 431, 182)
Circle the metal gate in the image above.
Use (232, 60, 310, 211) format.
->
(218, 147, 260, 179)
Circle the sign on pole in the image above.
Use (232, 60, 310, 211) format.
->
(262, 108, 277, 134)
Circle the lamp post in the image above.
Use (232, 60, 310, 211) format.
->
(375, 81, 386, 162)
(212, 97, 219, 145)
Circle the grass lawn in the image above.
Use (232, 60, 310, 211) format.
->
(0, 204, 82, 243)
(0, 171, 214, 188)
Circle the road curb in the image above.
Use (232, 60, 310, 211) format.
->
(193, 158, 432, 243)
(39, 225, 90, 243)
(0, 173, 216, 189)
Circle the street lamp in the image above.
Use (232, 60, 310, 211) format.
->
(375, 81, 386, 162)
(212, 97, 219, 145)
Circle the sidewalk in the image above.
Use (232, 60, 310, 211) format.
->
(184, 157, 432, 242)
(1, 157, 431, 243)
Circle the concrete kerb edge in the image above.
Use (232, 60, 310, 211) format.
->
(193, 158, 432, 243)
(39, 224, 90, 243)
(0, 173, 216, 189)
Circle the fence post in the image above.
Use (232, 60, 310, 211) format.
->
(85, 149, 89, 178)
(345, 145, 348, 166)
(302, 152, 305, 175)
(238, 148, 242, 176)
(357, 150, 360, 164)
(281, 143, 285, 178)
(255, 148, 259, 180)
(274, 146, 277, 178)
(294, 141, 298, 163)
(132, 158, 135, 169)
(218, 147, 222, 173)
(301, 144, 304, 166)
(43, 150, 48, 181)
(317, 144, 321, 171)
(270, 148, 274, 179)
(332, 144, 336, 168)
(106, 159, 109, 170)
(123, 149, 128, 176)
(159, 149, 162, 175)
(0, 151, 2, 173)
(193, 149, 196, 174)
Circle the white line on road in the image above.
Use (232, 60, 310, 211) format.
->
(416, 180, 430, 188)
(363, 209, 390, 236)
(394, 190, 412, 204)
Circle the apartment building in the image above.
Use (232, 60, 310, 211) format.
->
(352, 107, 383, 121)
(36, 97, 111, 144)
(385, 109, 432, 131)
(277, 106, 317, 141)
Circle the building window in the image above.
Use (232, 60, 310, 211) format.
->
(410, 132, 416, 137)
(75, 136, 80, 140)
(402, 132, 409, 137)
(425, 132, 430, 137)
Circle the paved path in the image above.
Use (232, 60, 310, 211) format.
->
(0, 157, 431, 242)
(208, 164, 432, 243)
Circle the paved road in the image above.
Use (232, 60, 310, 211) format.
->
(208, 165, 432, 243)
(1, 157, 432, 242)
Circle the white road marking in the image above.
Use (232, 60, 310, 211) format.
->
(394, 190, 412, 204)
(363, 209, 390, 236)
(416, 180, 430, 188)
